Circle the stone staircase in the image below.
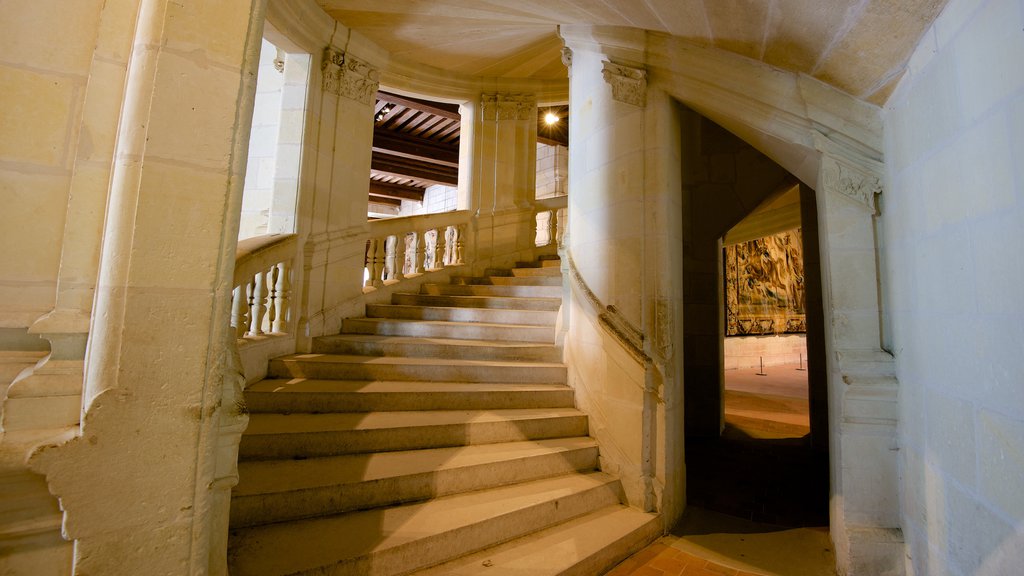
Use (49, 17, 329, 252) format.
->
(227, 256, 661, 576)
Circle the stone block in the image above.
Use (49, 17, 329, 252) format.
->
(944, 480, 1016, 575)
(970, 210, 1024, 316)
(926, 392, 977, 488)
(0, 0, 102, 75)
(952, 0, 1024, 122)
(977, 409, 1024, 521)
(146, 52, 245, 170)
(0, 66, 76, 167)
(163, 0, 253, 67)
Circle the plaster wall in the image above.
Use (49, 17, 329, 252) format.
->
(0, 0, 104, 328)
(724, 334, 807, 370)
(883, 0, 1024, 573)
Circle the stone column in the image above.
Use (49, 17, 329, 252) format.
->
(561, 27, 685, 526)
(297, 44, 379, 343)
(467, 92, 538, 271)
(28, 1, 266, 574)
(814, 134, 903, 575)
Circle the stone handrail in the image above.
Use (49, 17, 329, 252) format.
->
(232, 233, 297, 338)
(364, 210, 472, 291)
(567, 253, 649, 364)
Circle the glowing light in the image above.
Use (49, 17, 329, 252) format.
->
(544, 112, 560, 126)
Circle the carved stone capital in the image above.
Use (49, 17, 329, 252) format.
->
(321, 46, 379, 105)
(602, 61, 646, 107)
(821, 155, 882, 214)
(560, 46, 573, 70)
(481, 93, 537, 121)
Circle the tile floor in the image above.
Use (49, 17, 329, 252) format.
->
(608, 363, 836, 576)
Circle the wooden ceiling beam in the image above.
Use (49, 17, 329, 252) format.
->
(368, 194, 403, 207)
(369, 181, 426, 202)
(372, 129, 459, 167)
(371, 153, 459, 186)
(377, 91, 461, 120)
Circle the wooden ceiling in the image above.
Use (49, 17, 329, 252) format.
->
(369, 92, 461, 210)
(368, 93, 569, 214)
(320, 0, 949, 105)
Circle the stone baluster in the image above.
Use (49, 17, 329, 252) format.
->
(363, 239, 374, 290)
(454, 224, 465, 265)
(443, 226, 456, 266)
(425, 226, 438, 268)
(231, 285, 247, 338)
(392, 233, 406, 282)
(264, 266, 277, 333)
(413, 229, 426, 274)
(272, 261, 290, 333)
(249, 272, 266, 336)
(556, 207, 567, 249)
(372, 236, 386, 288)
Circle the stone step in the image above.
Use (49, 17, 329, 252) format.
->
(450, 275, 562, 287)
(367, 303, 557, 326)
(341, 317, 555, 343)
(268, 354, 566, 383)
(515, 259, 562, 268)
(227, 472, 623, 576)
(411, 505, 662, 576)
(510, 266, 562, 277)
(391, 292, 561, 311)
(230, 437, 600, 528)
(311, 334, 561, 362)
(239, 408, 588, 459)
(419, 283, 561, 298)
(245, 380, 575, 413)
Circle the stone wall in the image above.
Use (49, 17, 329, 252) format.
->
(884, 0, 1024, 574)
(0, 1, 104, 329)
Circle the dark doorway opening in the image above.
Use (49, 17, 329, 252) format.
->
(678, 107, 829, 529)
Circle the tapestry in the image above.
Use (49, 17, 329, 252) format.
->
(724, 229, 806, 336)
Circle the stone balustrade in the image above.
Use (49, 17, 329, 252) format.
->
(363, 210, 471, 291)
(232, 234, 298, 339)
(533, 195, 567, 249)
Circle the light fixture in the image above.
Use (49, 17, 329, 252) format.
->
(375, 104, 394, 123)
(544, 111, 560, 126)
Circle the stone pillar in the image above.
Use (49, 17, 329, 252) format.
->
(814, 134, 903, 576)
(297, 44, 379, 343)
(467, 92, 538, 272)
(561, 27, 685, 528)
(27, 1, 265, 574)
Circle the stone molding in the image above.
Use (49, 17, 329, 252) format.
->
(602, 61, 647, 107)
(820, 154, 882, 214)
(321, 46, 379, 105)
(560, 46, 573, 70)
(481, 93, 537, 121)
(814, 131, 884, 214)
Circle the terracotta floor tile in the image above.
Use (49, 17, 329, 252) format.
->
(701, 561, 739, 576)
(649, 556, 689, 573)
(681, 565, 735, 576)
(631, 566, 666, 576)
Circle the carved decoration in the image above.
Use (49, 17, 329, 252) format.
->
(560, 46, 573, 70)
(321, 46, 379, 105)
(567, 254, 651, 365)
(602, 61, 647, 107)
(821, 156, 882, 214)
(481, 93, 537, 121)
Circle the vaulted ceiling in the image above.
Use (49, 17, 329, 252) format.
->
(319, 0, 948, 104)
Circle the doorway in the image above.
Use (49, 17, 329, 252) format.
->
(679, 109, 829, 529)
